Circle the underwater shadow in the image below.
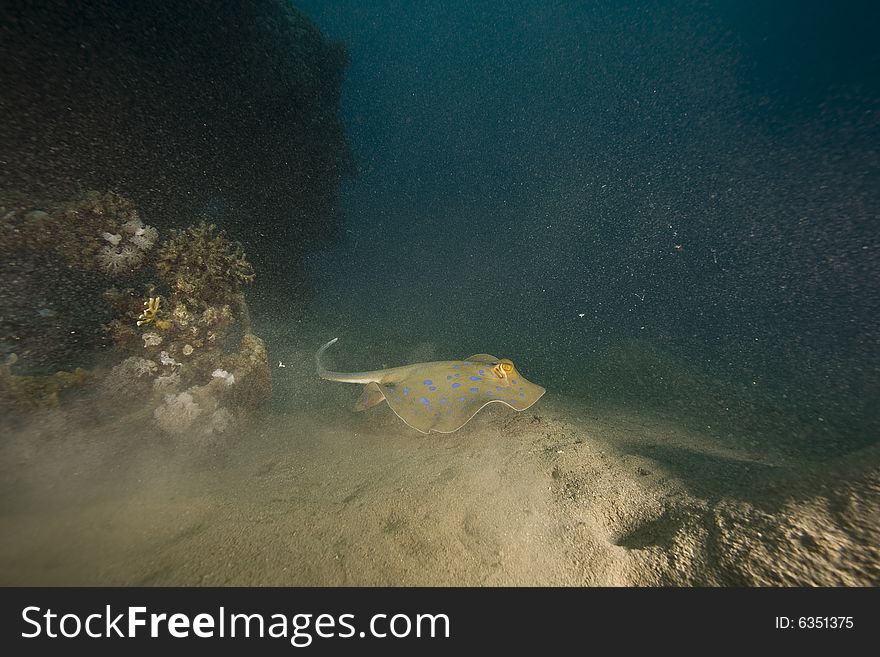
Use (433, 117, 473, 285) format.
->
(620, 440, 788, 500)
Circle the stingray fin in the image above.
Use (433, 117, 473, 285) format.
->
(465, 353, 501, 363)
(354, 382, 386, 411)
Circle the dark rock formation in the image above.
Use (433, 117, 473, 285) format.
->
(0, 0, 354, 280)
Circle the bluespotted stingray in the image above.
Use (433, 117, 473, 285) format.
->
(316, 338, 546, 434)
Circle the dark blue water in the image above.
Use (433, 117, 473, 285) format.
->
(297, 0, 880, 454)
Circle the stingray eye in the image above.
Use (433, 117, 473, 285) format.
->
(502, 363, 513, 372)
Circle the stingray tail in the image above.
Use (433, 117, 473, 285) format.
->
(316, 337, 387, 383)
(315, 337, 340, 380)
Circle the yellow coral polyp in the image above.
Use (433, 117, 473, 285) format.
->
(137, 296, 164, 327)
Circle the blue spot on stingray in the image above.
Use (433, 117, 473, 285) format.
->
(519, 393, 525, 397)
(470, 375, 482, 381)
(420, 397, 430, 406)
(423, 379, 432, 386)
(451, 382, 461, 389)
(512, 379, 518, 385)
(440, 397, 448, 405)
(496, 386, 503, 391)
(429, 386, 437, 391)
(447, 375, 452, 380)
(519, 387, 524, 391)
(458, 397, 466, 402)
(479, 369, 484, 375)
(506, 386, 512, 390)
(403, 387, 410, 395)
(452, 364, 460, 369)
(454, 372, 461, 377)
(470, 387, 479, 393)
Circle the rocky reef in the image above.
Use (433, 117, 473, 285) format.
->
(1, 191, 270, 448)
(0, 190, 149, 372)
(0, 0, 351, 433)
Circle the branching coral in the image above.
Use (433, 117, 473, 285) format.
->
(154, 221, 255, 312)
(136, 295, 172, 331)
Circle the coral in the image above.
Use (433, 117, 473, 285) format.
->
(153, 370, 182, 395)
(97, 245, 136, 275)
(201, 304, 234, 328)
(130, 225, 158, 250)
(154, 222, 255, 312)
(0, 354, 90, 409)
(2, 191, 272, 437)
(96, 220, 255, 383)
(0, 188, 275, 446)
(121, 219, 142, 236)
(153, 391, 203, 434)
(152, 371, 181, 394)
(222, 333, 271, 413)
(99, 356, 157, 402)
(120, 216, 158, 251)
(106, 223, 265, 435)
(137, 296, 171, 330)
(94, 209, 157, 275)
(19, 191, 146, 272)
(152, 376, 238, 443)
(209, 408, 234, 434)
(132, 358, 158, 377)
(148, 330, 267, 442)
(211, 369, 235, 386)
(119, 244, 143, 266)
(137, 296, 161, 327)
(158, 351, 180, 367)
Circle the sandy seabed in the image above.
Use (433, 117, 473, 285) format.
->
(1, 347, 877, 587)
